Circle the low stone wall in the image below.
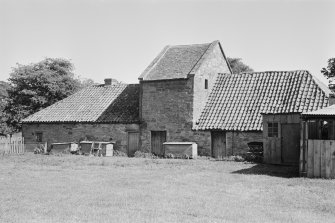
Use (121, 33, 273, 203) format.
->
(226, 131, 263, 155)
(22, 123, 139, 153)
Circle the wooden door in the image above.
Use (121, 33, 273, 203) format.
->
(281, 123, 300, 164)
(151, 131, 166, 156)
(128, 132, 139, 157)
(211, 131, 226, 158)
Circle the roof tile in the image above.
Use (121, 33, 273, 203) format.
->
(195, 70, 330, 131)
(139, 41, 215, 81)
(22, 83, 139, 123)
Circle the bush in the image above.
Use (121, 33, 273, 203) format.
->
(164, 153, 190, 159)
(113, 150, 128, 157)
(34, 144, 46, 154)
(220, 155, 245, 162)
(134, 151, 157, 159)
(232, 155, 244, 162)
(244, 153, 263, 163)
(164, 153, 174, 159)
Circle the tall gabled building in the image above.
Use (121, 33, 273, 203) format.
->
(139, 40, 231, 155)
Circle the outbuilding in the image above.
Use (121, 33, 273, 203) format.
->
(300, 104, 335, 178)
(262, 74, 331, 165)
(22, 79, 140, 156)
(195, 70, 330, 158)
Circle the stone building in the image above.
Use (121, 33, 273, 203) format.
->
(22, 41, 332, 158)
(194, 70, 331, 158)
(138, 40, 231, 155)
(22, 80, 140, 155)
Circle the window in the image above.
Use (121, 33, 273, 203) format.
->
(268, 122, 278, 137)
(36, 132, 43, 142)
(205, 79, 208, 89)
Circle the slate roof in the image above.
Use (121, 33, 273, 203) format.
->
(302, 104, 335, 118)
(22, 83, 139, 123)
(195, 70, 330, 131)
(139, 40, 231, 81)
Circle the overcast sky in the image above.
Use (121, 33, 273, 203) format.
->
(0, 0, 334, 84)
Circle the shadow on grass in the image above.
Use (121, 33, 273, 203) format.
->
(232, 163, 299, 178)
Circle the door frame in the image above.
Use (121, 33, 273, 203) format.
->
(127, 131, 140, 157)
(281, 123, 300, 164)
(151, 130, 167, 156)
(211, 131, 226, 158)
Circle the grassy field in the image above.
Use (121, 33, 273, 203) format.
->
(1, 154, 335, 223)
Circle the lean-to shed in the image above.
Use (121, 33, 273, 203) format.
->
(300, 104, 335, 178)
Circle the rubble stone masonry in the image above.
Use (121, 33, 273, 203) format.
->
(22, 123, 139, 153)
(139, 79, 212, 155)
(226, 131, 263, 155)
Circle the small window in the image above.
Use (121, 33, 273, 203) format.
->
(205, 79, 208, 89)
(36, 132, 43, 142)
(268, 122, 278, 137)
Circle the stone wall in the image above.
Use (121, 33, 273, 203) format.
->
(226, 131, 263, 155)
(139, 43, 231, 156)
(139, 78, 212, 155)
(22, 123, 139, 153)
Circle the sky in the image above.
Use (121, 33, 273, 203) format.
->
(0, 0, 334, 84)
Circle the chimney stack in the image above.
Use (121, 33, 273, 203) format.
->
(104, 78, 112, 86)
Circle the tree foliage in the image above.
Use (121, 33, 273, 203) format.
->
(321, 58, 335, 79)
(4, 58, 82, 132)
(79, 77, 98, 88)
(0, 81, 10, 100)
(227, 57, 254, 74)
(321, 58, 335, 91)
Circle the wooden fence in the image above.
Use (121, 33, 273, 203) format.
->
(303, 140, 335, 178)
(0, 136, 25, 154)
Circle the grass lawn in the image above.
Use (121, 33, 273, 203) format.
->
(1, 154, 335, 223)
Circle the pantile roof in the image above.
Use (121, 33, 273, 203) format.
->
(139, 40, 231, 81)
(22, 83, 139, 123)
(195, 70, 330, 131)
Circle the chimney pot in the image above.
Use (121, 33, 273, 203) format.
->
(104, 78, 112, 86)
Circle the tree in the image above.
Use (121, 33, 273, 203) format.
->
(0, 81, 11, 134)
(227, 57, 254, 74)
(4, 58, 82, 132)
(321, 58, 335, 91)
(78, 77, 98, 88)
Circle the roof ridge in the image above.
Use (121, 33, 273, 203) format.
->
(168, 42, 212, 48)
(189, 40, 231, 75)
(218, 70, 309, 75)
(138, 45, 170, 80)
(187, 41, 214, 75)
